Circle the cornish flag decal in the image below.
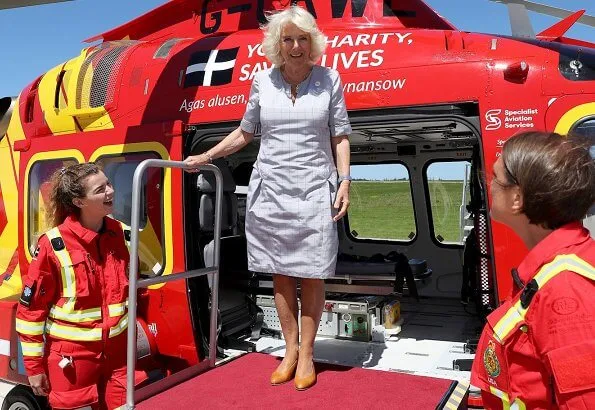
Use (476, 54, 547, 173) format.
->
(184, 47, 239, 88)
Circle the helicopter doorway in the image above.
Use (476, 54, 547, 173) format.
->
(184, 103, 495, 362)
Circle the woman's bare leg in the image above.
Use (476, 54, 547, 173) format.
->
(273, 274, 299, 370)
(297, 278, 325, 378)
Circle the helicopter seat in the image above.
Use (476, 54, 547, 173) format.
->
(199, 159, 249, 276)
(199, 160, 256, 344)
(197, 158, 238, 237)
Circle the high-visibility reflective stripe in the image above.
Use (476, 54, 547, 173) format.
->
(493, 255, 595, 342)
(15, 318, 45, 336)
(45, 320, 102, 342)
(49, 304, 102, 323)
(108, 300, 128, 318)
(49, 300, 127, 321)
(489, 385, 508, 401)
(489, 387, 527, 410)
(21, 341, 44, 357)
(511, 401, 527, 410)
(46, 227, 76, 298)
(492, 299, 524, 343)
(109, 314, 128, 338)
(61, 297, 76, 312)
(533, 254, 595, 284)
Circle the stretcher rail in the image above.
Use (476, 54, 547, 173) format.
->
(126, 160, 223, 410)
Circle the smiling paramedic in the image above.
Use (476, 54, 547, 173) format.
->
(16, 163, 129, 410)
(471, 131, 595, 409)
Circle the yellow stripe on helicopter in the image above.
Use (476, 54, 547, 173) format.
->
(554, 102, 595, 135)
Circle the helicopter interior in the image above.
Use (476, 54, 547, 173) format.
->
(184, 103, 491, 368)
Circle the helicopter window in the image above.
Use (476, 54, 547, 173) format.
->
(571, 117, 595, 232)
(571, 115, 595, 196)
(96, 152, 162, 228)
(424, 160, 471, 246)
(513, 39, 595, 82)
(28, 158, 79, 251)
(557, 45, 595, 82)
(570, 117, 595, 145)
(96, 152, 165, 276)
(346, 162, 416, 242)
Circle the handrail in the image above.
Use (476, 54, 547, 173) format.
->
(126, 160, 223, 410)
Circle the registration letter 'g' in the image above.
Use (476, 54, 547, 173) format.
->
(201, 0, 222, 34)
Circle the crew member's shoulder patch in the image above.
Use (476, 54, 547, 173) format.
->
(19, 282, 36, 307)
(483, 340, 501, 378)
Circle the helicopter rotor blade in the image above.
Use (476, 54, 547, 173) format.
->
(503, 2, 536, 38)
(0, 0, 72, 9)
(491, 0, 595, 28)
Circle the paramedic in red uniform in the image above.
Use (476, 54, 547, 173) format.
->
(471, 131, 595, 409)
(16, 163, 129, 410)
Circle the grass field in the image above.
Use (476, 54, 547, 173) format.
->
(347, 180, 467, 243)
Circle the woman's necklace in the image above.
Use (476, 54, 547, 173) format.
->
(281, 66, 312, 103)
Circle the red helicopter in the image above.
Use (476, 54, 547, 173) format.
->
(0, 0, 593, 408)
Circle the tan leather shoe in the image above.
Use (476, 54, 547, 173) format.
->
(294, 369, 317, 391)
(270, 359, 298, 385)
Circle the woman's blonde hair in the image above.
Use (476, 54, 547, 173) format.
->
(261, 6, 327, 66)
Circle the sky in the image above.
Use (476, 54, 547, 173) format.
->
(0, 0, 593, 180)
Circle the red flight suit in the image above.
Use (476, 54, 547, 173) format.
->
(471, 222, 595, 409)
(16, 215, 130, 410)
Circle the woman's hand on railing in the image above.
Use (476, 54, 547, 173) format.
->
(183, 153, 211, 173)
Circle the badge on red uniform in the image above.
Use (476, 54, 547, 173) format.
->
(19, 282, 36, 307)
(472, 306, 513, 395)
(483, 340, 501, 378)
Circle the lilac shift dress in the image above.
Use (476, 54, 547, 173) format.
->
(240, 65, 351, 278)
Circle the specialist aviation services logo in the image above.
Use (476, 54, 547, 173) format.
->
(485, 107, 538, 131)
(184, 47, 240, 88)
(485, 109, 502, 131)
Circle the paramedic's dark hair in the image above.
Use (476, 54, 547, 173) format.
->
(501, 131, 595, 230)
(47, 163, 101, 227)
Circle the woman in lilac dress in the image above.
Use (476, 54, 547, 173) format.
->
(185, 6, 351, 390)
